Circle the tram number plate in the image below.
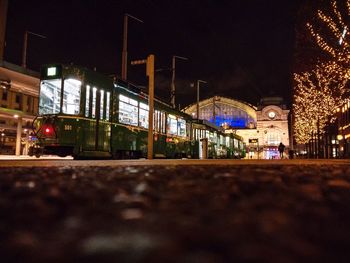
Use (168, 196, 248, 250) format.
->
(64, 125, 72, 131)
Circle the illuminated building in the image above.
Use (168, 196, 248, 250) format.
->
(183, 96, 257, 129)
(254, 97, 290, 159)
(0, 61, 39, 155)
(183, 96, 290, 159)
(337, 99, 350, 158)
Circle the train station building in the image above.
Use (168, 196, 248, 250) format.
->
(183, 96, 290, 159)
(0, 61, 39, 155)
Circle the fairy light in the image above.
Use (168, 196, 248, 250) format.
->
(293, 0, 350, 144)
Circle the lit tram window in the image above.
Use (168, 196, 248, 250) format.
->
(139, 102, 149, 128)
(92, 87, 97, 118)
(100, 90, 104, 119)
(106, 92, 110, 121)
(47, 67, 56, 76)
(167, 114, 178, 135)
(85, 85, 90, 117)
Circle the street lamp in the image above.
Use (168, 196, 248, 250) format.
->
(170, 55, 188, 108)
(196, 80, 207, 120)
(121, 13, 143, 80)
(22, 30, 46, 68)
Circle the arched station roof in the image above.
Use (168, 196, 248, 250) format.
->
(183, 96, 257, 129)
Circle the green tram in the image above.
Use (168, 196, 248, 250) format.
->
(31, 64, 244, 159)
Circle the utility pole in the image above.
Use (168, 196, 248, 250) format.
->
(131, 54, 155, 159)
(22, 31, 46, 68)
(170, 55, 188, 108)
(147, 54, 155, 160)
(121, 14, 143, 80)
(0, 0, 8, 61)
(196, 80, 207, 120)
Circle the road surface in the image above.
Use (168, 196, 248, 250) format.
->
(1, 159, 350, 262)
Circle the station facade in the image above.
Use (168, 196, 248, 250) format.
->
(183, 96, 290, 159)
(0, 61, 39, 155)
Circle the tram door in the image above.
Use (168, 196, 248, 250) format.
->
(82, 86, 98, 151)
(82, 86, 110, 152)
(199, 138, 208, 159)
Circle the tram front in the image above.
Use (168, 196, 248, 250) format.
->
(30, 64, 82, 158)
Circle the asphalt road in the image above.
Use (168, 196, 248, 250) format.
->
(1, 159, 350, 262)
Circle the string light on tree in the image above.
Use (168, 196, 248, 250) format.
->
(293, 0, 350, 144)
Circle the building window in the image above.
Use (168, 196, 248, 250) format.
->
(2, 89, 8, 101)
(15, 94, 21, 104)
(267, 132, 281, 146)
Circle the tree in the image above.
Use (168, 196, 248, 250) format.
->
(293, 0, 350, 144)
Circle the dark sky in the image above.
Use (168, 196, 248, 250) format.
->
(4, 0, 304, 107)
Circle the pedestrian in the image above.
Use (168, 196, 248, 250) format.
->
(278, 142, 285, 159)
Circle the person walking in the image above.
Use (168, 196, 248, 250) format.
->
(278, 142, 285, 159)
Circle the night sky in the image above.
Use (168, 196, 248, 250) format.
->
(4, 0, 304, 107)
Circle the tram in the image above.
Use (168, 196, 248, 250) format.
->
(30, 64, 244, 159)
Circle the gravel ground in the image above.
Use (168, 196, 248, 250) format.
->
(1, 163, 350, 262)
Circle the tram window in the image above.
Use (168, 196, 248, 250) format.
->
(161, 112, 166, 133)
(139, 102, 149, 128)
(167, 114, 177, 135)
(39, 79, 62, 115)
(118, 95, 138, 126)
(85, 85, 90, 117)
(106, 92, 110, 121)
(154, 110, 159, 132)
(100, 90, 105, 119)
(119, 94, 137, 106)
(92, 87, 97, 118)
(177, 118, 186, 137)
(62, 79, 81, 115)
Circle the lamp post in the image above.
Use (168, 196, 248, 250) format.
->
(22, 30, 46, 68)
(170, 55, 188, 108)
(121, 13, 143, 80)
(196, 80, 207, 120)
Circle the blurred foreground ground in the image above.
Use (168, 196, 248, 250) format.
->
(1, 159, 350, 262)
